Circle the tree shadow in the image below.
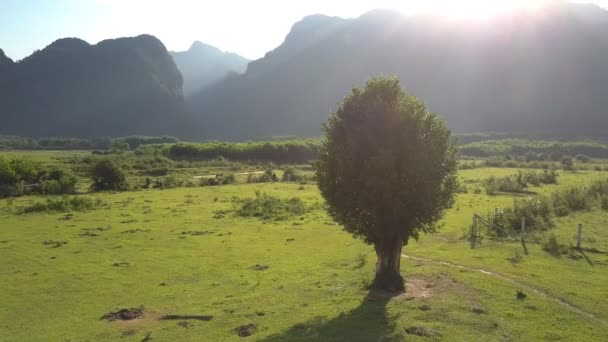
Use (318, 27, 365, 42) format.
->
(576, 249, 594, 267)
(259, 291, 402, 342)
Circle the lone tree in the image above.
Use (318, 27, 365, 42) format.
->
(316, 76, 458, 292)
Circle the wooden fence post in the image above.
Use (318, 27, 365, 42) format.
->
(472, 214, 478, 249)
(577, 224, 583, 250)
(520, 217, 529, 255)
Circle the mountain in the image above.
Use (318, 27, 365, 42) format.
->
(0, 35, 184, 137)
(0, 49, 13, 66)
(171, 41, 249, 96)
(187, 3, 608, 140)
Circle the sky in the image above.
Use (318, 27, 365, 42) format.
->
(1, 0, 607, 61)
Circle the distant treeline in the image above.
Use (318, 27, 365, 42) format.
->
(166, 140, 322, 163)
(0, 135, 178, 150)
(3, 134, 608, 162)
(460, 139, 608, 159)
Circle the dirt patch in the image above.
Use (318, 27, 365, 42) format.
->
(396, 275, 462, 301)
(405, 326, 440, 337)
(112, 261, 130, 267)
(121, 229, 150, 234)
(160, 315, 213, 321)
(252, 264, 269, 271)
(101, 307, 144, 321)
(177, 321, 192, 328)
(42, 240, 67, 248)
(79, 231, 99, 237)
(181, 231, 211, 236)
(236, 323, 257, 337)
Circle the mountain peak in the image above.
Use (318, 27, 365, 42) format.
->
(47, 37, 90, 50)
(0, 48, 13, 65)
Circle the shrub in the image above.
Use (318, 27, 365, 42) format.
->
(21, 196, 105, 214)
(41, 168, 77, 195)
(91, 159, 128, 191)
(542, 234, 563, 257)
(201, 173, 236, 186)
(587, 178, 608, 198)
(492, 197, 553, 234)
(281, 167, 303, 182)
(247, 169, 278, 183)
(551, 187, 592, 215)
(561, 157, 574, 171)
(235, 191, 306, 220)
(484, 175, 526, 195)
(600, 196, 608, 211)
(153, 175, 183, 189)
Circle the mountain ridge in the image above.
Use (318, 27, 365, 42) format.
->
(186, 3, 608, 140)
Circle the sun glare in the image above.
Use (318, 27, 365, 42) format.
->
(401, 0, 550, 19)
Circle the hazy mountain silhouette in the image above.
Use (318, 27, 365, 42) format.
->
(187, 3, 608, 140)
(0, 35, 184, 137)
(171, 41, 249, 96)
(0, 49, 13, 66)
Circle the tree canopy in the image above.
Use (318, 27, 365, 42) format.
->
(316, 76, 458, 291)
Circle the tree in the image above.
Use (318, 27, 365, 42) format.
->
(91, 159, 128, 191)
(316, 76, 458, 292)
(561, 157, 574, 171)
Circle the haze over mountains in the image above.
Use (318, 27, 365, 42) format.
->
(1, 2, 608, 139)
(171, 42, 249, 96)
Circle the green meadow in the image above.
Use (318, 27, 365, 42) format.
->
(1, 151, 608, 341)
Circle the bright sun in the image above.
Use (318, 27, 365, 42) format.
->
(402, 0, 550, 19)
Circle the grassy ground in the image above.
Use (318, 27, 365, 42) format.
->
(1, 161, 608, 340)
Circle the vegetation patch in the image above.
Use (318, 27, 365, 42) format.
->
(405, 326, 441, 337)
(21, 196, 106, 214)
(235, 191, 306, 220)
(101, 307, 144, 321)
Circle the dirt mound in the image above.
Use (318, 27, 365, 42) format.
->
(101, 307, 144, 321)
(236, 323, 257, 337)
(405, 326, 440, 337)
(252, 264, 269, 271)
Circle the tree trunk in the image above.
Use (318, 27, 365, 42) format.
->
(371, 238, 405, 293)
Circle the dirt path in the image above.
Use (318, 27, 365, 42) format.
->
(192, 171, 264, 179)
(401, 254, 608, 327)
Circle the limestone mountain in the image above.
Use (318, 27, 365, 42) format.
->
(0, 35, 184, 137)
(187, 3, 608, 140)
(171, 41, 249, 96)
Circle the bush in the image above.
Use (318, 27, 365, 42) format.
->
(281, 167, 303, 182)
(484, 174, 526, 195)
(21, 196, 105, 214)
(541, 234, 563, 257)
(247, 169, 278, 183)
(153, 175, 183, 189)
(91, 159, 128, 191)
(235, 191, 306, 220)
(492, 197, 553, 234)
(561, 157, 574, 171)
(41, 168, 77, 195)
(0, 157, 78, 197)
(551, 187, 592, 215)
(484, 170, 558, 196)
(201, 173, 236, 186)
(600, 196, 608, 211)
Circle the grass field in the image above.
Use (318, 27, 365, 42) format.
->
(1, 151, 608, 341)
